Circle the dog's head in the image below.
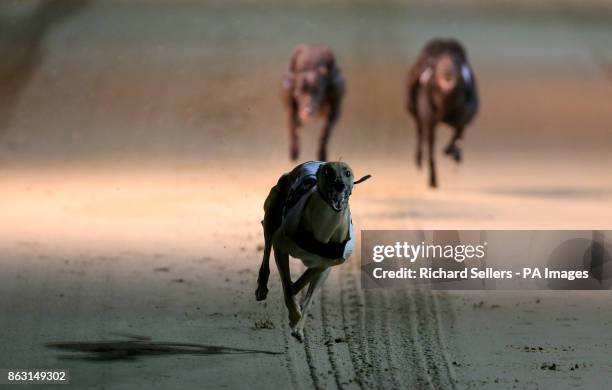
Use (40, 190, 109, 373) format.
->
(316, 162, 353, 212)
(292, 67, 329, 122)
(316, 162, 372, 212)
(434, 54, 461, 93)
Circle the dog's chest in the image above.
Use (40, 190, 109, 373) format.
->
(303, 197, 350, 243)
(274, 224, 354, 268)
(277, 188, 354, 268)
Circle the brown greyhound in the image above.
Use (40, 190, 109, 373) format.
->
(254, 161, 370, 341)
(407, 38, 479, 188)
(281, 44, 345, 162)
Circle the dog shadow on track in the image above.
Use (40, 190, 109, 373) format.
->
(46, 334, 281, 362)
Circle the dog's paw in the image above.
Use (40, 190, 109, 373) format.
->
(429, 176, 438, 188)
(290, 328, 304, 343)
(255, 285, 268, 301)
(452, 148, 462, 163)
(445, 145, 462, 163)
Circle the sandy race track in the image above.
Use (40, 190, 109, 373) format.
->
(1, 1, 612, 389)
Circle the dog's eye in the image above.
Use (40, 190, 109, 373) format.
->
(344, 170, 351, 178)
(324, 167, 333, 176)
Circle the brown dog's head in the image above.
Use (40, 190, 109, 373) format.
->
(434, 54, 461, 93)
(292, 67, 328, 122)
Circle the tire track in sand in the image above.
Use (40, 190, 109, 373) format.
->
(400, 287, 436, 390)
(340, 268, 375, 388)
(281, 308, 313, 389)
(298, 264, 337, 390)
(321, 270, 362, 389)
(411, 285, 457, 390)
(362, 289, 401, 388)
(380, 289, 422, 388)
(280, 262, 457, 389)
(274, 265, 315, 390)
(337, 264, 421, 389)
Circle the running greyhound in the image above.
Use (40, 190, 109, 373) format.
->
(407, 38, 479, 188)
(281, 44, 345, 162)
(255, 161, 370, 341)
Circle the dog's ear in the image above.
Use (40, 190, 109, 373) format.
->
(353, 174, 372, 185)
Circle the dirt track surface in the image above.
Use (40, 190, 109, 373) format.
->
(1, 1, 612, 389)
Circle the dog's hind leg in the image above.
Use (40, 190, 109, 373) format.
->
(291, 267, 321, 296)
(292, 268, 331, 341)
(274, 248, 302, 330)
(292, 257, 345, 296)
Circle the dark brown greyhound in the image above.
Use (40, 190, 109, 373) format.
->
(407, 38, 479, 188)
(281, 44, 345, 162)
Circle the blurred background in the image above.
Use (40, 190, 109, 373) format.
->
(1, 0, 611, 168)
(0, 1, 611, 388)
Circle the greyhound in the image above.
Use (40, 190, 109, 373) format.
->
(281, 44, 345, 162)
(406, 38, 479, 188)
(255, 161, 370, 341)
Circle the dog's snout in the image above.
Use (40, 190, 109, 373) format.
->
(334, 180, 345, 192)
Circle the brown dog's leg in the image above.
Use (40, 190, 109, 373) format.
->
(415, 119, 424, 169)
(292, 268, 330, 341)
(317, 104, 339, 162)
(288, 106, 300, 161)
(317, 122, 332, 162)
(428, 124, 437, 188)
(274, 247, 301, 328)
(444, 125, 464, 163)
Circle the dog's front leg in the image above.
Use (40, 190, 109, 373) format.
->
(317, 103, 339, 162)
(274, 247, 301, 328)
(287, 104, 300, 161)
(427, 123, 438, 188)
(444, 125, 464, 163)
(292, 267, 330, 342)
(255, 228, 272, 301)
(415, 119, 424, 169)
